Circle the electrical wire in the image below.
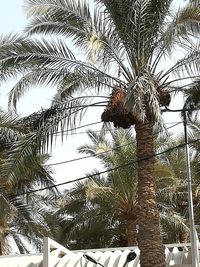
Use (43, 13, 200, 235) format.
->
(54, 121, 182, 135)
(46, 122, 182, 167)
(46, 142, 134, 167)
(54, 121, 102, 135)
(55, 121, 182, 136)
(58, 129, 105, 136)
(12, 131, 200, 198)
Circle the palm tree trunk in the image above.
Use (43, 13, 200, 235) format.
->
(135, 120, 165, 267)
(0, 241, 3, 255)
(125, 218, 138, 246)
(0, 235, 6, 255)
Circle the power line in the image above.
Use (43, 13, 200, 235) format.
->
(46, 122, 182, 167)
(46, 141, 134, 167)
(54, 121, 102, 135)
(13, 128, 199, 198)
(58, 129, 105, 136)
(164, 121, 182, 125)
(55, 121, 182, 136)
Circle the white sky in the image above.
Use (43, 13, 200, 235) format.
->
(0, 0, 185, 189)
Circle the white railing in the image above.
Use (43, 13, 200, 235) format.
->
(43, 237, 197, 267)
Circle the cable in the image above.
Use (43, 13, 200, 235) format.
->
(57, 129, 105, 136)
(164, 121, 182, 125)
(155, 121, 182, 134)
(46, 141, 134, 167)
(12, 134, 200, 198)
(46, 122, 182, 167)
(54, 121, 182, 136)
(55, 121, 182, 136)
(54, 121, 102, 135)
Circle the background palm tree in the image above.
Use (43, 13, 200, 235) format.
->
(53, 178, 124, 249)
(0, 0, 200, 265)
(78, 129, 138, 246)
(0, 110, 58, 254)
(155, 125, 200, 244)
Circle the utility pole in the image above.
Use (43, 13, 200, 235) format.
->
(183, 110, 199, 267)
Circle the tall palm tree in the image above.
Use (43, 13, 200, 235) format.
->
(0, 0, 200, 265)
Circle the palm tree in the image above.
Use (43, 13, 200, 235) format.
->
(0, 0, 200, 265)
(78, 129, 138, 246)
(155, 136, 190, 244)
(52, 179, 125, 249)
(155, 126, 200, 244)
(0, 111, 58, 254)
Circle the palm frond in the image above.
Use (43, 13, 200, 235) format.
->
(155, 2, 200, 59)
(125, 73, 163, 124)
(0, 34, 121, 109)
(181, 79, 200, 119)
(25, 0, 94, 51)
(163, 42, 200, 80)
(1, 97, 102, 186)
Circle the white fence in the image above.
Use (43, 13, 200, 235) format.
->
(42, 238, 195, 267)
(0, 238, 197, 267)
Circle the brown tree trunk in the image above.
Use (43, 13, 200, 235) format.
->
(135, 120, 165, 267)
(0, 241, 3, 255)
(125, 218, 138, 246)
(0, 236, 6, 255)
(178, 231, 189, 243)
